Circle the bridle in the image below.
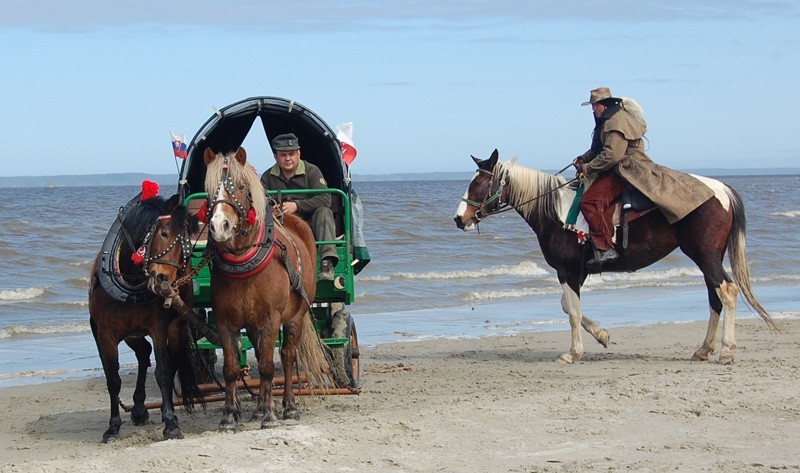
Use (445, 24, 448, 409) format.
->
(140, 215, 193, 272)
(461, 165, 579, 226)
(208, 157, 255, 237)
(461, 168, 509, 223)
(207, 156, 256, 237)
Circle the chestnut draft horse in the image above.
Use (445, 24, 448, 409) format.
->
(203, 146, 330, 431)
(454, 150, 777, 365)
(89, 190, 202, 442)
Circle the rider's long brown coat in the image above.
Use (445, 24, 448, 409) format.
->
(579, 106, 714, 224)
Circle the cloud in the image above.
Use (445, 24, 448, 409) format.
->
(1, 0, 797, 33)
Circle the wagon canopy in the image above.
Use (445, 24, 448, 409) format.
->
(179, 96, 350, 198)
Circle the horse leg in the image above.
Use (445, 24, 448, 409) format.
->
(558, 280, 585, 363)
(279, 318, 303, 421)
(217, 326, 242, 432)
(581, 315, 610, 348)
(717, 280, 738, 364)
(92, 323, 123, 443)
(123, 336, 152, 426)
(252, 321, 281, 429)
(153, 329, 183, 440)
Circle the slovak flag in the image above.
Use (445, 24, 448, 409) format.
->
(336, 122, 357, 166)
(170, 131, 188, 160)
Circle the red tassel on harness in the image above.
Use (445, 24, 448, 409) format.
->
(247, 208, 257, 226)
(131, 246, 146, 265)
(197, 201, 208, 224)
(141, 180, 159, 201)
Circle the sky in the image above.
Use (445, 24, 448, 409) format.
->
(1, 1, 798, 177)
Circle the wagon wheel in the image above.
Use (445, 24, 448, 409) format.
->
(329, 309, 360, 388)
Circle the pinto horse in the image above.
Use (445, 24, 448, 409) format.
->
(203, 146, 330, 431)
(89, 190, 202, 442)
(454, 150, 777, 365)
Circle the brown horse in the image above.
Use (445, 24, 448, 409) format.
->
(89, 190, 202, 442)
(454, 150, 777, 365)
(203, 146, 330, 431)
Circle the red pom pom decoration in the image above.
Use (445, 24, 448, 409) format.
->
(131, 246, 146, 265)
(141, 180, 160, 201)
(197, 201, 208, 224)
(247, 208, 257, 226)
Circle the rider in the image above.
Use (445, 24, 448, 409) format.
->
(573, 87, 714, 266)
(261, 133, 338, 281)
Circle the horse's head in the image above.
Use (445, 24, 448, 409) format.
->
(203, 147, 266, 247)
(142, 194, 197, 295)
(454, 149, 507, 231)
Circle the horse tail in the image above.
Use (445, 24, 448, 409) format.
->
(174, 319, 205, 411)
(726, 186, 779, 331)
(297, 311, 333, 391)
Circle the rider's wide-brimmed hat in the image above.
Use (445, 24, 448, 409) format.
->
(271, 133, 300, 151)
(581, 87, 619, 106)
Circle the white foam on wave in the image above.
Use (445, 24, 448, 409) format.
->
(769, 210, 800, 218)
(467, 285, 560, 301)
(0, 323, 91, 339)
(391, 261, 549, 281)
(0, 287, 46, 302)
(584, 267, 703, 286)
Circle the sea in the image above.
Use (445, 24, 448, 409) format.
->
(1, 176, 798, 387)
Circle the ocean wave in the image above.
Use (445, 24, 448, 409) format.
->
(390, 261, 550, 281)
(584, 267, 703, 286)
(0, 287, 46, 302)
(0, 323, 91, 339)
(467, 286, 560, 301)
(769, 210, 800, 218)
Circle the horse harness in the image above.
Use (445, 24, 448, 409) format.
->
(206, 158, 312, 309)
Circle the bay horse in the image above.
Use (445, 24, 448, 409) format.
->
(89, 188, 202, 442)
(203, 146, 330, 431)
(454, 150, 777, 365)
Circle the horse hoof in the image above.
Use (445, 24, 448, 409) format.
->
(101, 431, 118, 443)
(261, 418, 280, 429)
(218, 420, 238, 433)
(163, 427, 184, 440)
(597, 330, 610, 348)
(719, 349, 734, 365)
(283, 408, 300, 421)
(691, 350, 709, 362)
(131, 409, 149, 426)
(557, 353, 574, 364)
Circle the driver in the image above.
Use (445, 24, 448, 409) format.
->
(260, 133, 338, 281)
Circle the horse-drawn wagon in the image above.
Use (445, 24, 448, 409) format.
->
(178, 96, 369, 390)
(91, 96, 368, 440)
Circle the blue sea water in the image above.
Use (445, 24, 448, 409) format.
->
(0, 175, 798, 387)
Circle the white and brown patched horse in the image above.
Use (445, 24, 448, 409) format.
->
(454, 149, 777, 365)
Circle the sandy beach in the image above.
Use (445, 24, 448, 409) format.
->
(1, 316, 798, 472)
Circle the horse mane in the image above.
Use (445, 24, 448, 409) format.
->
(123, 197, 167, 250)
(495, 160, 565, 223)
(204, 151, 267, 224)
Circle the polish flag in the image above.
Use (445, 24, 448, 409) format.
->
(336, 122, 357, 166)
(170, 131, 188, 160)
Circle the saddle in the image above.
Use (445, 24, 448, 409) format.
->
(592, 185, 656, 269)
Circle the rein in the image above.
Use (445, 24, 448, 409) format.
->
(488, 177, 578, 217)
(462, 167, 578, 221)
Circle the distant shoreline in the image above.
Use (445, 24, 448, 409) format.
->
(1, 168, 798, 188)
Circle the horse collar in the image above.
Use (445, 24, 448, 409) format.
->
(211, 210, 276, 278)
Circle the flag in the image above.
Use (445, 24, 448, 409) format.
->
(170, 131, 188, 160)
(336, 122, 357, 166)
